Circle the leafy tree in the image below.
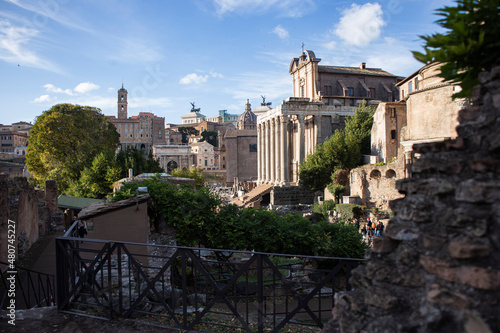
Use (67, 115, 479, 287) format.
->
(115, 146, 163, 178)
(171, 166, 205, 188)
(200, 130, 218, 147)
(299, 103, 374, 191)
(68, 152, 121, 198)
(26, 104, 119, 191)
(177, 126, 199, 144)
(413, 0, 500, 98)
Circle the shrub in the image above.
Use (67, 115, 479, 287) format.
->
(335, 204, 366, 220)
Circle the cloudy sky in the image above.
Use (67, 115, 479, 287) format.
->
(0, 0, 453, 125)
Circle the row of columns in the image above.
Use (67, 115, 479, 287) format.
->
(258, 115, 291, 186)
(258, 113, 325, 186)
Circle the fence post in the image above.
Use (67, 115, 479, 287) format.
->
(55, 237, 67, 310)
(257, 253, 264, 333)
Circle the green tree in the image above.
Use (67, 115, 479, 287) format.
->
(299, 104, 374, 191)
(171, 166, 205, 188)
(26, 104, 119, 191)
(413, 0, 500, 98)
(177, 126, 199, 144)
(115, 146, 163, 178)
(68, 152, 121, 198)
(199, 130, 218, 147)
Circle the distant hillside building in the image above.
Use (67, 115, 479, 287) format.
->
(108, 85, 166, 153)
(191, 141, 215, 169)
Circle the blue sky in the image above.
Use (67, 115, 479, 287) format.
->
(0, 0, 454, 125)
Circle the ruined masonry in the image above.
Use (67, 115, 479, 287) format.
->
(327, 67, 500, 332)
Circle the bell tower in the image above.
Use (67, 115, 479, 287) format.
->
(117, 84, 128, 119)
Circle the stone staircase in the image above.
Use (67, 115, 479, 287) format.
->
(230, 183, 274, 208)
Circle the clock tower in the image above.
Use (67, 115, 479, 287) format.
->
(117, 84, 128, 119)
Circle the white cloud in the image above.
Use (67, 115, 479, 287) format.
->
(272, 25, 289, 40)
(0, 20, 61, 72)
(44, 83, 73, 95)
(210, 71, 224, 78)
(212, 0, 315, 18)
(32, 94, 53, 103)
(179, 73, 209, 85)
(334, 3, 386, 46)
(323, 41, 336, 50)
(74, 82, 100, 94)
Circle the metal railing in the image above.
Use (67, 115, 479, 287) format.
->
(56, 227, 365, 332)
(0, 262, 56, 309)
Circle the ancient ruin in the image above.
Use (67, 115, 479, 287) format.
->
(325, 66, 500, 332)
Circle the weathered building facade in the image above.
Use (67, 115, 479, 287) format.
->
(257, 50, 400, 186)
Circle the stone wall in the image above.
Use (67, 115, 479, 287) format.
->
(348, 161, 405, 210)
(271, 186, 316, 205)
(327, 67, 500, 332)
(0, 176, 64, 264)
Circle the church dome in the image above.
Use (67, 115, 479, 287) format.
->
(237, 99, 257, 130)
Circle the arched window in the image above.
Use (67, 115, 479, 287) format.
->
(386, 169, 396, 178)
(370, 169, 381, 179)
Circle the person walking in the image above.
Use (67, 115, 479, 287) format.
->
(77, 219, 87, 242)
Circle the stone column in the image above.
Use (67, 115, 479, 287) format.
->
(275, 117, 281, 185)
(314, 114, 322, 151)
(280, 115, 288, 186)
(270, 118, 276, 184)
(257, 123, 261, 184)
(297, 114, 305, 165)
(265, 120, 270, 183)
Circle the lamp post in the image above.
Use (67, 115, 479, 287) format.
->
(136, 186, 148, 210)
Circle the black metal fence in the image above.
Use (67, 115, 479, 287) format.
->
(56, 225, 365, 332)
(0, 262, 56, 309)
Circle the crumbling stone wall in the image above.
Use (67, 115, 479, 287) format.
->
(348, 161, 405, 210)
(0, 176, 64, 263)
(327, 67, 500, 332)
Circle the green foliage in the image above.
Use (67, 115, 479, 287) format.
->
(412, 0, 500, 98)
(326, 181, 346, 204)
(177, 126, 199, 144)
(171, 166, 205, 188)
(113, 177, 368, 258)
(199, 130, 218, 147)
(116, 146, 163, 178)
(26, 103, 119, 191)
(67, 152, 121, 198)
(312, 200, 336, 221)
(335, 204, 366, 220)
(299, 103, 374, 191)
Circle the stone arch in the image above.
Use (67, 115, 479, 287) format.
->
(167, 160, 178, 173)
(370, 169, 381, 179)
(140, 144, 146, 151)
(386, 169, 396, 178)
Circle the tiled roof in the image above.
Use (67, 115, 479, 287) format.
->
(58, 195, 102, 210)
(319, 65, 397, 77)
(77, 194, 150, 219)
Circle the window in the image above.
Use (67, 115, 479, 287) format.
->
(390, 108, 396, 118)
(408, 81, 413, 93)
(414, 78, 419, 90)
(347, 87, 354, 96)
(324, 98, 329, 105)
(205, 159, 208, 166)
(249, 143, 257, 152)
(391, 130, 397, 140)
(369, 88, 376, 98)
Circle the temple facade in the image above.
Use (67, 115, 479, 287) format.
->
(257, 50, 400, 186)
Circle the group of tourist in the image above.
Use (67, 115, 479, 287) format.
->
(359, 218, 384, 239)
